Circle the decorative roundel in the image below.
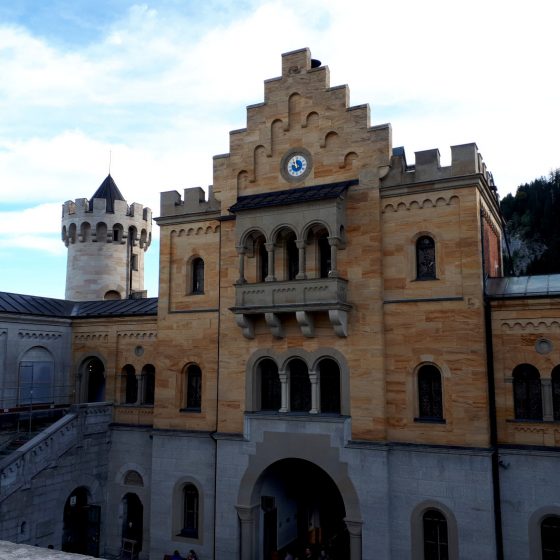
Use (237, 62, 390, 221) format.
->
(535, 338, 553, 355)
(281, 149, 312, 182)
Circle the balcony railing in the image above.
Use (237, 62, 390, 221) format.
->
(231, 277, 351, 338)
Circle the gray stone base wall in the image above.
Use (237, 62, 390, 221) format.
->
(499, 448, 560, 560)
(386, 446, 496, 560)
(149, 429, 216, 560)
(0, 430, 109, 552)
(105, 425, 154, 559)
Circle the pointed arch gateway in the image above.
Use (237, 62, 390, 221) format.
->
(236, 432, 362, 560)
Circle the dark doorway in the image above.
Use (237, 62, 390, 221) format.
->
(262, 496, 278, 560)
(258, 459, 349, 560)
(62, 487, 100, 557)
(85, 357, 105, 402)
(122, 493, 143, 555)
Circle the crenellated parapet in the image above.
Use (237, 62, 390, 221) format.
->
(61, 175, 153, 300)
(61, 196, 152, 249)
(382, 143, 498, 200)
(158, 186, 220, 223)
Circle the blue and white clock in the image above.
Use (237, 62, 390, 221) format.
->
(287, 153, 308, 177)
(281, 149, 312, 182)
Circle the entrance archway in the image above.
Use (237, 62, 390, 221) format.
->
(83, 357, 105, 402)
(121, 493, 143, 555)
(254, 459, 349, 560)
(61, 487, 100, 557)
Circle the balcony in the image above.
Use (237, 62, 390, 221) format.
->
(231, 277, 351, 338)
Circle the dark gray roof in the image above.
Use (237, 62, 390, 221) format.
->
(486, 275, 560, 298)
(228, 179, 358, 213)
(0, 292, 157, 318)
(89, 174, 126, 212)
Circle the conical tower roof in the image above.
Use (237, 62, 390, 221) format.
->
(89, 174, 126, 212)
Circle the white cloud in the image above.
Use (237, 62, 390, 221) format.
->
(1, 0, 559, 298)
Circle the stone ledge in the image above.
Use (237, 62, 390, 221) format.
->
(0, 541, 99, 559)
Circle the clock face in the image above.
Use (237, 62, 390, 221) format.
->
(287, 154, 308, 177)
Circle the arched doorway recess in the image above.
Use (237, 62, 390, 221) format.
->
(61, 486, 101, 557)
(82, 357, 106, 403)
(121, 492, 143, 555)
(249, 458, 350, 560)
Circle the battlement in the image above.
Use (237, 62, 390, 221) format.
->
(382, 143, 497, 195)
(159, 186, 220, 219)
(61, 196, 152, 250)
(61, 197, 152, 222)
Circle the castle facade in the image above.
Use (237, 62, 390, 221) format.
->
(1, 48, 559, 560)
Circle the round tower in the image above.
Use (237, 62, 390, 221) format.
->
(61, 174, 152, 301)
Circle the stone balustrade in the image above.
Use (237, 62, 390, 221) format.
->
(232, 277, 351, 338)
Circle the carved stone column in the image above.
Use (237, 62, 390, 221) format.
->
(236, 504, 259, 560)
(265, 242, 276, 282)
(296, 240, 307, 279)
(279, 369, 289, 412)
(236, 246, 247, 285)
(309, 369, 319, 413)
(345, 518, 363, 560)
(328, 237, 339, 278)
(135, 375, 142, 405)
(542, 378, 553, 421)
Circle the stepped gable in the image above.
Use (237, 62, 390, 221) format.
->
(208, 47, 392, 213)
(88, 173, 126, 212)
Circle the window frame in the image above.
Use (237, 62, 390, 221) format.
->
(172, 479, 203, 544)
(183, 364, 202, 412)
(415, 235, 437, 281)
(415, 364, 445, 423)
(411, 501, 458, 560)
(190, 257, 205, 295)
(512, 364, 543, 421)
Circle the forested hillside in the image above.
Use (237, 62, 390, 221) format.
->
(500, 169, 560, 276)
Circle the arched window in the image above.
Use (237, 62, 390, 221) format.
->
(285, 232, 299, 280)
(318, 233, 331, 278)
(552, 366, 560, 421)
(257, 239, 268, 282)
(123, 365, 137, 404)
(85, 357, 105, 403)
(113, 224, 123, 243)
(124, 470, 144, 487)
(191, 258, 204, 294)
(18, 347, 54, 406)
(542, 516, 560, 559)
(181, 484, 199, 538)
(259, 359, 281, 411)
(416, 235, 436, 280)
(423, 509, 449, 560)
(104, 290, 121, 300)
(513, 364, 542, 420)
(319, 358, 340, 413)
(417, 365, 443, 421)
(289, 359, 311, 412)
(185, 365, 202, 411)
(141, 364, 155, 405)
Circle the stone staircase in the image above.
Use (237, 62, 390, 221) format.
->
(0, 403, 113, 503)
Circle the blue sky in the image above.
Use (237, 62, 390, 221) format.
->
(1, 0, 559, 299)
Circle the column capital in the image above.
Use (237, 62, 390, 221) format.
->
(235, 504, 259, 523)
(344, 518, 363, 536)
